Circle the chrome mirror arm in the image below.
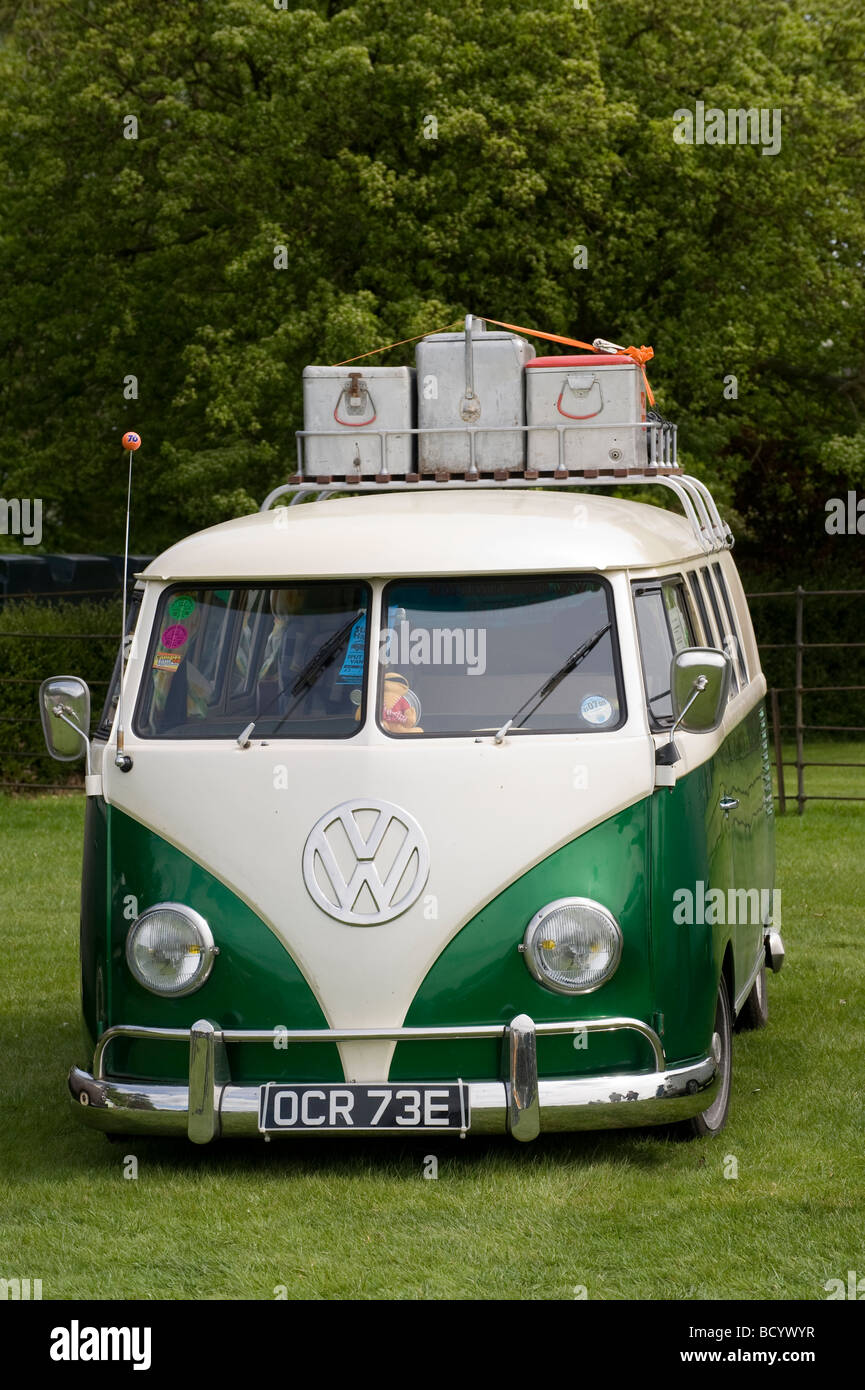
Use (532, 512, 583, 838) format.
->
(668, 674, 708, 749)
(51, 704, 92, 776)
(655, 674, 709, 770)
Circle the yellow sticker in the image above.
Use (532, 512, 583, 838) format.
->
(153, 651, 182, 673)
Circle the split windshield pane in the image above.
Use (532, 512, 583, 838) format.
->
(134, 583, 371, 739)
(377, 576, 623, 736)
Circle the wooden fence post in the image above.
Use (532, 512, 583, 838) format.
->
(795, 585, 805, 815)
(770, 687, 786, 815)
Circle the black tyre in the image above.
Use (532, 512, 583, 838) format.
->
(736, 962, 769, 1031)
(672, 975, 733, 1140)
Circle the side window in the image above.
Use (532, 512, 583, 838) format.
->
(632, 577, 696, 729)
(712, 562, 749, 687)
(686, 570, 712, 646)
(703, 566, 740, 696)
(696, 569, 721, 648)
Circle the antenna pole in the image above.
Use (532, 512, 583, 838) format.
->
(115, 431, 141, 771)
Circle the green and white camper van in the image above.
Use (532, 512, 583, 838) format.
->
(41, 319, 783, 1143)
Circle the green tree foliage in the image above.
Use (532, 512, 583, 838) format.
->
(0, 0, 864, 565)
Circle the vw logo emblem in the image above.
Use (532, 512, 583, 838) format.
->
(302, 799, 430, 926)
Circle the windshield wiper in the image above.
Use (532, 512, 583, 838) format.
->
(493, 623, 612, 744)
(237, 610, 363, 748)
(287, 610, 364, 698)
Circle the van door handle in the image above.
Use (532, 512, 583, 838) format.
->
(720, 796, 739, 814)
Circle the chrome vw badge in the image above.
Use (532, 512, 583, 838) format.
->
(302, 799, 430, 926)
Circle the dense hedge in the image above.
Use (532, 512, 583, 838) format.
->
(0, 599, 121, 788)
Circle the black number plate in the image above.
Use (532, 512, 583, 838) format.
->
(259, 1083, 470, 1133)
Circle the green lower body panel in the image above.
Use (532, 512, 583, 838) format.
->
(95, 804, 343, 1084)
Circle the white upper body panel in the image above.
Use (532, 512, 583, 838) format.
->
(141, 490, 706, 582)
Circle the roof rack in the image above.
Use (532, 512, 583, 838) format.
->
(260, 418, 733, 553)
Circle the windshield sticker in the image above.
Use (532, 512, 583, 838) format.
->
(336, 613, 367, 683)
(581, 694, 612, 725)
(161, 623, 189, 651)
(153, 651, 182, 673)
(168, 595, 196, 622)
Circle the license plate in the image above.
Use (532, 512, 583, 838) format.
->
(258, 1082, 470, 1133)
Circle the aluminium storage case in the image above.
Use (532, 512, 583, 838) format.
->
(526, 354, 647, 474)
(302, 365, 415, 477)
(415, 325, 535, 473)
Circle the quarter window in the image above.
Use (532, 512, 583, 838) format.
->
(712, 563, 749, 687)
(702, 567, 740, 696)
(685, 570, 712, 646)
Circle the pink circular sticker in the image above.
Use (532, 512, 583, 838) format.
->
(161, 624, 188, 650)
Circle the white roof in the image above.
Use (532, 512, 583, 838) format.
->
(141, 490, 705, 582)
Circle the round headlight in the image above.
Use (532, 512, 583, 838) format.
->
(521, 897, 622, 995)
(125, 904, 218, 997)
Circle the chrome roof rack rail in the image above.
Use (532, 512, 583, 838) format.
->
(259, 418, 733, 551)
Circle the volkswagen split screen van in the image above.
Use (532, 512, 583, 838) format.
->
(40, 318, 784, 1144)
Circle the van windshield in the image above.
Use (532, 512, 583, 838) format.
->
(378, 577, 623, 736)
(134, 583, 371, 740)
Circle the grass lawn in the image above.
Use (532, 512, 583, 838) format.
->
(1, 743, 863, 1301)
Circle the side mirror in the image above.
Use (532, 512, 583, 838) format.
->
(39, 676, 91, 763)
(670, 648, 731, 733)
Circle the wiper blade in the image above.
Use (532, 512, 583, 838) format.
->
(237, 610, 363, 747)
(288, 611, 363, 697)
(493, 623, 611, 744)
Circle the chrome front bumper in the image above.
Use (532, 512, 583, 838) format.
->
(68, 1014, 719, 1143)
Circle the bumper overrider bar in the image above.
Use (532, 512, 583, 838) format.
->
(68, 1015, 719, 1144)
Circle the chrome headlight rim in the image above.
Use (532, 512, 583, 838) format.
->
(522, 896, 623, 996)
(125, 902, 218, 998)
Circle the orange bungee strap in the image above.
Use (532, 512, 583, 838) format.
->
(481, 317, 655, 406)
(333, 315, 656, 405)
